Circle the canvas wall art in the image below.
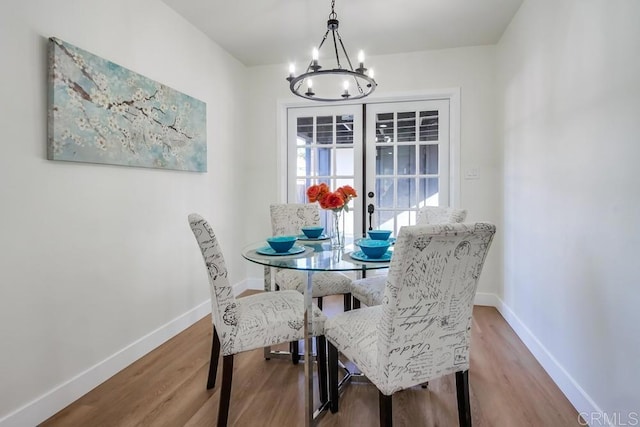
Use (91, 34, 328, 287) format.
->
(47, 37, 207, 172)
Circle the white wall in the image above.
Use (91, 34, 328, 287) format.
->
(0, 0, 249, 424)
(496, 0, 640, 424)
(245, 46, 503, 295)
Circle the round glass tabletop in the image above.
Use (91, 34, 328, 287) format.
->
(242, 239, 392, 272)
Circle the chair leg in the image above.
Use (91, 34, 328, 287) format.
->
(456, 370, 472, 427)
(379, 391, 393, 427)
(353, 298, 361, 309)
(343, 293, 352, 311)
(207, 327, 221, 389)
(217, 354, 234, 427)
(290, 341, 300, 365)
(316, 336, 328, 404)
(328, 341, 339, 413)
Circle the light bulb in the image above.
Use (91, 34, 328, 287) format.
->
(289, 63, 295, 74)
(358, 50, 365, 64)
(312, 48, 319, 61)
(307, 79, 313, 88)
(368, 68, 375, 79)
(343, 81, 349, 91)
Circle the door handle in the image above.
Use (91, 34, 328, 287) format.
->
(367, 203, 375, 231)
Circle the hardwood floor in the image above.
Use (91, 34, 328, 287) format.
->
(42, 294, 582, 426)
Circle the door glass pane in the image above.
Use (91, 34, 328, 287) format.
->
(376, 113, 394, 143)
(296, 147, 313, 176)
(419, 111, 438, 141)
(397, 145, 416, 175)
(397, 178, 416, 208)
(297, 117, 313, 145)
(395, 210, 413, 233)
(336, 115, 354, 145)
(295, 179, 311, 203)
(376, 178, 394, 208)
(397, 111, 416, 142)
(375, 210, 395, 232)
(419, 145, 438, 174)
(376, 146, 394, 175)
(336, 147, 354, 175)
(317, 116, 333, 144)
(419, 178, 439, 207)
(318, 147, 331, 176)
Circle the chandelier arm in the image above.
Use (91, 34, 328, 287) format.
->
(335, 30, 355, 72)
(335, 29, 364, 93)
(331, 30, 342, 69)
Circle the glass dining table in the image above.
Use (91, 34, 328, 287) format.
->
(241, 237, 391, 426)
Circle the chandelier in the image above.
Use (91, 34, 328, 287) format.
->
(286, 0, 377, 102)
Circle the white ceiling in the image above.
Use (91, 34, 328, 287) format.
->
(162, 0, 523, 67)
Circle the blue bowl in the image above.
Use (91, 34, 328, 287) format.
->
(266, 235, 297, 253)
(358, 239, 391, 258)
(301, 226, 324, 239)
(368, 230, 392, 241)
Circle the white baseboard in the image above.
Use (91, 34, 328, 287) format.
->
(492, 296, 606, 426)
(474, 291, 499, 306)
(0, 299, 213, 427)
(0, 278, 266, 427)
(2, 281, 603, 427)
(241, 277, 603, 426)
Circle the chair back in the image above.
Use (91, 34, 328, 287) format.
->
(188, 214, 238, 354)
(376, 222, 495, 394)
(270, 203, 321, 236)
(416, 206, 467, 224)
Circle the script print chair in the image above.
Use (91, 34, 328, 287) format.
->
(326, 222, 496, 427)
(269, 203, 353, 362)
(188, 214, 327, 427)
(350, 206, 468, 308)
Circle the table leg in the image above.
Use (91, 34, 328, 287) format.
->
(304, 270, 314, 427)
(263, 266, 273, 360)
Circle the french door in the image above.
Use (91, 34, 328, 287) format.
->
(365, 100, 450, 235)
(286, 98, 451, 238)
(286, 105, 364, 237)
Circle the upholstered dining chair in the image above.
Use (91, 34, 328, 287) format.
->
(416, 206, 468, 225)
(326, 222, 496, 427)
(350, 206, 468, 308)
(269, 203, 353, 362)
(188, 214, 327, 427)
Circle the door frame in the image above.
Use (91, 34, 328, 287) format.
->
(276, 88, 461, 208)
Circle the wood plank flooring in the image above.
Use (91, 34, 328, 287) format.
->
(42, 293, 582, 426)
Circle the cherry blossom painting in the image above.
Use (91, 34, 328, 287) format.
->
(47, 37, 207, 172)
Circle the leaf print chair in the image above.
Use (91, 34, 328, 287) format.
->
(326, 222, 495, 427)
(188, 214, 327, 427)
(350, 206, 468, 308)
(269, 204, 353, 363)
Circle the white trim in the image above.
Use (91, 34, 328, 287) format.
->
(241, 276, 604, 426)
(232, 278, 252, 296)
(474, 292, 500, 307)
(492, 296, 606, 426)
(0, 299, 213, 427)
(0, 277, 256, 427)
(244, 277, 265, 292)
(277, 87, 462, 209)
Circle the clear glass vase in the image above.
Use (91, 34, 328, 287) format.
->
(331, 209, 345, 250)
